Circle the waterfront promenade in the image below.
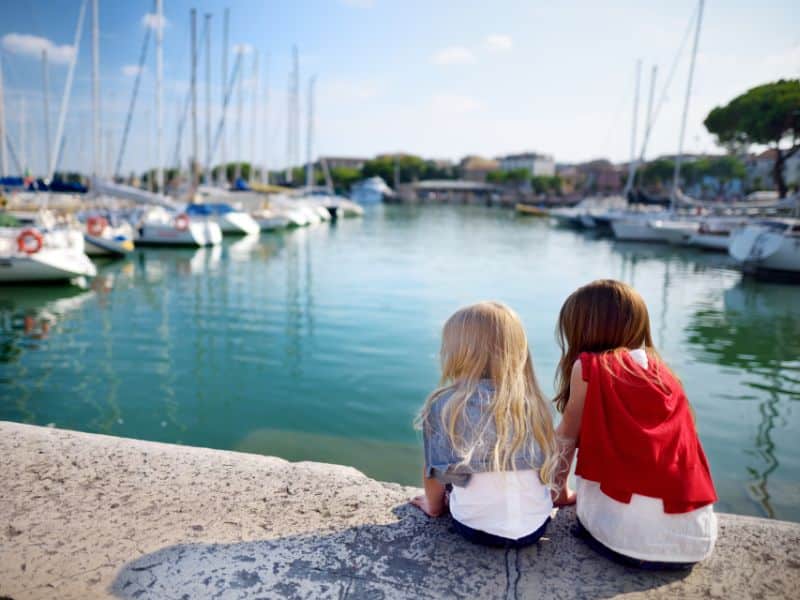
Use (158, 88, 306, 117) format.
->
(1, 421, 798, 599)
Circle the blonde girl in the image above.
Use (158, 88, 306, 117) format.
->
(411, 301, 559, 548)
(553, 279, 717, 569)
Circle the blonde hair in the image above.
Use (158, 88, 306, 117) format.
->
(416, 301, 558, 488)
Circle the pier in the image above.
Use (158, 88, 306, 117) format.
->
(2, 421, 798, 599)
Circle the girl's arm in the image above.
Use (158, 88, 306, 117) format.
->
(411, 471, 447, 517)
(552, 360, 587, 506)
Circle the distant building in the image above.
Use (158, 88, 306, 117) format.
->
(745, 149, 800, 190)
(498, 152, 555, 177)
(574, 159, 622, 194)
(319, 156, 368, 171)
(397, 179, 501, 205)
(459, 155, 500, 182)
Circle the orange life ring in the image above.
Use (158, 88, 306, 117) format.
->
(87, 215, 108, 236)
(17, 228, 44, 254)
(174, 213, 190, 231)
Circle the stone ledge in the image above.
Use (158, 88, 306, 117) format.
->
(1, 421, 798, 599)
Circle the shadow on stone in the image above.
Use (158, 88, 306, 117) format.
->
(109, 505, 690, 599)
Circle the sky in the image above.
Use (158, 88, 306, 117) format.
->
(0, 0, 798, 177)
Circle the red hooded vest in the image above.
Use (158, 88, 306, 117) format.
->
(575, 351, 717, 514)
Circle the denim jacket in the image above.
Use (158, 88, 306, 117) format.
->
(422, 380, 544, 487)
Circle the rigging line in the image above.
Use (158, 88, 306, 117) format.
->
(207, 50, 242, 168)
(648, 2, 698, 132)
(172, 29, 206, 170)
(115, 9, 153, 177)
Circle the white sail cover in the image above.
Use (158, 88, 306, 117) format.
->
(91, 178, 179, 210)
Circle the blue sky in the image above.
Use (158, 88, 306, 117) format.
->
(1, 0, 798, 176)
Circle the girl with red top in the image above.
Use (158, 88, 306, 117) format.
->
(552, 279, 717, 569)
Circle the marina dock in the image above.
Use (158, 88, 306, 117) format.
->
(2, 421, 798, 599)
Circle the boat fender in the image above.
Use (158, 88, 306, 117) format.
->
(17, 229, 44, 254)
(87, 215, 108, 236)
(174, 214, 190, 231)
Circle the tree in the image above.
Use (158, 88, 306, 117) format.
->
(704, 79, 800, 197)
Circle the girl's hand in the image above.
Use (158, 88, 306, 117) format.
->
(410, 495, 446, 517)
(552, 486, 577, 507)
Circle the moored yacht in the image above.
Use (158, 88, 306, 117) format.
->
(729, 219, 800, 275)
(0, 225, 96, 282)
(81, 214, 136, 257)
(135, 206, 222, 247)
(186, 203, 261, 235)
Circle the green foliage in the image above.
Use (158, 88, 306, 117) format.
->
(704, 79, 800, 147)
(704, 79, 800, 195)
(531, 175, 562, 194)
(486, 168, 531, 184)
(361, 155, 456, 184)
(330, 167, 361, 191)
(641, 156, 746, 188)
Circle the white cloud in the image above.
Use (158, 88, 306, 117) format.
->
(340, 0, 374, 7)
(1, 33, 75, 64)
(142, 13, 168, 31)
(121, 65, 145, 77)
(431, 93, 481, 114)
(432, 46, 475, 66)
(485, 34, 513, 52)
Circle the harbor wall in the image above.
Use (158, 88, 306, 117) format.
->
(1, 421, 798, 599)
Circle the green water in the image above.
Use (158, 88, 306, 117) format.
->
(1, 205, 798, 521)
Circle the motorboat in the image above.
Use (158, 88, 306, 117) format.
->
(81, 214, 135, 257)
(0, 224, 96, 282)
(350, 176, 394, 204)
(186, 203, 261, 236)
(135, 206, 222, 247)
(729, 219, 800, 275)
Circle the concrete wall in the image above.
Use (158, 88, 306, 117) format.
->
(1, 421, 798, 599)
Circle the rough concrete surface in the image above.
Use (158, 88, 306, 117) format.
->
(1, 421, 798, 599)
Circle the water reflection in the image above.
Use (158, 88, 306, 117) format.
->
(687, 280, 800, 518)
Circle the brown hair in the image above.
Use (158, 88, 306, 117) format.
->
(554, 279, 660, 412)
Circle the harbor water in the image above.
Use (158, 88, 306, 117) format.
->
(1, 205, 798, 522)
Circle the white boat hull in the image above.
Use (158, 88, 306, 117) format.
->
(688, 232, 730, 252)
(729, 225, 800, 273)
(0, 250, 97, 282)
(136, 221, 222, 247)
(217, 212, 261, 235)
(256, 216, 290, 231)
(84, 235, 135, 256)
(611, 219, 664, 242)
(649, 220, 700, 245)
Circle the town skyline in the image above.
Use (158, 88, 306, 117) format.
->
(0, 0, 798, 177)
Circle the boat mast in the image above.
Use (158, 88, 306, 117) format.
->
(190, 8, 198, 192)
(249, 50, 259, 184)
(155, 0, 164, 193)
(0, 57, 7, 177)
(41, 49, 51, 177)
(20, 96, 26, 176)
(220, 7, 229, 184)
(92, 0, 100, 182)
(48, 0, 88, 182)
(268, 54, 270, 185)
(204, 12, 211, 185)
(305, 76, 315, 191)
(623, 59, 642, 197)
(235, 46, 243, 182)
(672, 0, 705, 200)
(635, 65, 658, 176)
